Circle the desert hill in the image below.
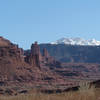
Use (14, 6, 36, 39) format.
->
(39, 44, 100, 63)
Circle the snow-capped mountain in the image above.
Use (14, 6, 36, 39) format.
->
(51, 38, 100, 46)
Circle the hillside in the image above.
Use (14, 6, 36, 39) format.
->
(39, 44, 100, 63)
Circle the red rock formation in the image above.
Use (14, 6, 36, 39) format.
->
(42, 48, 61, 67)
(25, 42, 61, 68)
(0, 36, 100, 95)
(0, 37, 29, 81)
(0, 36, 11, 47)
(31, 41, 42, 61)
(25, 42, 42, 68)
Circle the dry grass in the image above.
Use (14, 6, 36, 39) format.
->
(0, 84, 100, 100)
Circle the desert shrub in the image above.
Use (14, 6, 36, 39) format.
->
(0, 84, 99, 100)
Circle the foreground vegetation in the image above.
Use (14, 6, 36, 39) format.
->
(0, 84, 100, 100)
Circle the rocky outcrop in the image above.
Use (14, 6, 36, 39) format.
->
(0, 38, 26, 81)
(30, 42, 42, 67)
(42, 48, 61, 67)
(25, 42, 61, 68)
(25, 42, 42, 68)
(0, 36, 12, 47)
(0, 38, 24, 61)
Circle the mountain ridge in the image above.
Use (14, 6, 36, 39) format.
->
(51, 37, 100, 46)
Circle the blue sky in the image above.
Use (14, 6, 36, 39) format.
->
(0, 0, 100, 49)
